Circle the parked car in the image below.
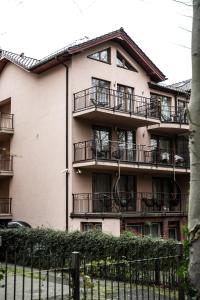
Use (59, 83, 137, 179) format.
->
(7, 221, 32, 229)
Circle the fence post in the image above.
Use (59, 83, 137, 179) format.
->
(71, 251, 80, 300)
(177, 242, 185, 300)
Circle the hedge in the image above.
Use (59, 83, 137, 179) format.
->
(0, 228, 178, 260)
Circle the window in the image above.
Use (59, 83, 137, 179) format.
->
(88, 48, 111, 63)
(126, 223, 161, 237)
(82, 222, 102, 232)
(116, 51, 137, 72)
(91, 78, 110, 106)
(168, 228, 178, 240)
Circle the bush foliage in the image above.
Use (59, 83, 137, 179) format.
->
(0, 228, 178, 260)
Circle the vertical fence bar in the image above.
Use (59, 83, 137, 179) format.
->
(71, 251, 80, 300)
(22, 252, 25, 300)
(4, 251, 7, 300)
(177, 243, 185, 300)
(13, 252, 17, 300)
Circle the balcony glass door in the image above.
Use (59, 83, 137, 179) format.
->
(177, 100, 187, 123)
(92, 174, 111, 212)
(152, 177, 172, 210)
(117, 129, 136, 161)
(176, 136, 189, 167)
(161, 96, 171, 122)
(92, 78, 110, 106)
(151, 136, 172, 164)
(93, 127, 110, 159)
(118, 175, 136, 210)
(117, 85, 134, 112)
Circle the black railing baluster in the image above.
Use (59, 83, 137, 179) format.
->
(54, 256, 56, 299)
(22, 251, 25, 300)
(4, 251, 8, 300)
(38, 256, 41, 300)
(13, 252, 17, 300)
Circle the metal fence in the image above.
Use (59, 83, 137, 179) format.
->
(0, 247, 186, 300)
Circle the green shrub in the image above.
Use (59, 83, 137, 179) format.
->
(0, 228, 178, 261)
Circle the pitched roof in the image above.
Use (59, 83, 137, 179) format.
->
(167, 79, 191, 92)
(148, 81, 190, 97)
(0, 28, 166, 82)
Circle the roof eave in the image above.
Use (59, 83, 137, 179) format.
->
(30, 29, 166, 81)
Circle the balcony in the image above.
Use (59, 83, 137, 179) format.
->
(0, 198, 12, 218)
(71, 192, 188, 217)
(148, 106, 189, 134)
(0, 155, 13, 177)
(0, 113, 14, 137)
(73, 87, 160, 127)
(73, 140, 190, 174)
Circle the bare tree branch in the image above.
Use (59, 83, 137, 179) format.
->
(172, 42, 191, 49)
(172, 0, 192, 6)
(179, 26, 192, 32)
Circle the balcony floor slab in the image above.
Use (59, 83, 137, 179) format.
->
(73, 160, 190, 174)
(73, 108, 160, 128)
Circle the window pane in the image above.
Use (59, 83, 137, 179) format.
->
(90, 52, 100, 60)
(100, 50, 108, 62)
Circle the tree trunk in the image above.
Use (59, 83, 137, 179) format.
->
(189, 0, 200, 294)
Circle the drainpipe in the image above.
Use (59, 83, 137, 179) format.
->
(57, 58, 69, 231)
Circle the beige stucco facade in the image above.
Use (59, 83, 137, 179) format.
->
(0, 29, 190, 239)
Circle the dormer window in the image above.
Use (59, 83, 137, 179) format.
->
(116, 51, 137, 72)
(88, 48, 111, 64)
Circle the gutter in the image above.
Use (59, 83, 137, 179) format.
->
(57, 58, 69, 231)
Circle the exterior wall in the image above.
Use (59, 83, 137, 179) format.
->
(70, 218, 121, 236)
(68, 42, 152, 230)
(0, 39, 189, 238)
(0, 63, 67, 229)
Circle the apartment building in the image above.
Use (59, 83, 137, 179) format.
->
(0, 28, 190, 239)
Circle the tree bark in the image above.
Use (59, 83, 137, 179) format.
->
(189, 0, 200, 294)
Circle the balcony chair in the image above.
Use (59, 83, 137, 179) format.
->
(90, 98, 107, 107)
(142, 196, 163, 210)
(160, 113, 172, 123)
(113, 103, 122, 110)
(91, 141, 110, 159)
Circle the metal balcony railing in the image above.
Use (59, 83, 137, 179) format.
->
(72, 192, 188, 214)
(73, 140, 190, 169)
(0, 113, 14, 130)
(0, 198, 12, 215)
(160, 106, 188, 124)
(73, 87, 159, 119)
(0, 155, 13, 172)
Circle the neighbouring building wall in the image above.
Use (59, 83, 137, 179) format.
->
(0, 63, 67, 229)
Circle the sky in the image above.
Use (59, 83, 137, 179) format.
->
(0, 0, 192, 84)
